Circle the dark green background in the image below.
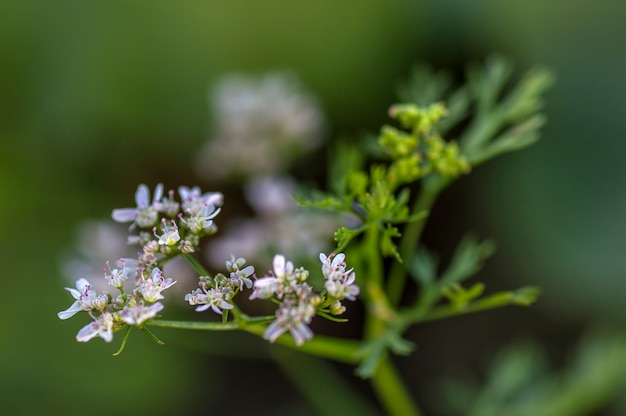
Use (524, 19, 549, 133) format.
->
(2, 1, 625, 414)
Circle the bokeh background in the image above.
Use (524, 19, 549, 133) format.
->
(2, 0, 626, 414)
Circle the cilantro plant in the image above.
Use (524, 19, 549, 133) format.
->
(58, 56, 553, 415)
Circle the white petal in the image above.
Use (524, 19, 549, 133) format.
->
(273, 255, 286, 276)
(112, 208, 137, 223)
(153, 183, 164, 202)
(76, 322, 100, 342)
(135, 184, 150, 207)
(57, 301, 81, 320)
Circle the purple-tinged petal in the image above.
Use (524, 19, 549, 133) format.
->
(112, 208, 137, 223)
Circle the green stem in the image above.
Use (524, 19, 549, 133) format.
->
(387, 178, 445, 305)
(401, 290, 532, 325)
(147, 319, 360, 364)
(182, 253, 210, 276)
(243, 324, 360, 364)
(372, 354, 422, 416)
(363, 225, 392, 338)
(360, 226, 423, 416)
(148, 319, 240, 331)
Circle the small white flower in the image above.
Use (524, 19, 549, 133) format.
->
(135, 268, 176, 303)
(58, 278, 108, 320)
(120, 302, 164, 326)
(185, 287, 234, 315)
(320, 252, 359, 301)
(153, 219, 181, 246)
(181, 204, 221, 234)
(112, 184, 164, 229)
(76, 312, 114, 343)
(179, 186, 223, 215)
(249, 276, 280, 300)
(226, 255, 254, 289)
(263, 299, 315, 346)
(105, 258, 136, 289)
(325, 271, 360, 301)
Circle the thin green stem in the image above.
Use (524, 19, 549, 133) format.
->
(243, 324, 360, 364)
(182, 253, 210, 276)
(387, 177, 447, 306)
(372, 354, 422, 416)
(363, 225, 393, 338)
(400, 290, 533, 325)
(148, 319, 240, 331)
(272, 348, 379, 416)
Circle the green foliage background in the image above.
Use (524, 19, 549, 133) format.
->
(1, 0, 625, 414)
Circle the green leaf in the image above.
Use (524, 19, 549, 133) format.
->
(438, 236, 496, 287)
(408, 245, 439, 286)
(380, 225, 402, 262)
(293, 187, 347, 212)
(334, 226, 367, 252)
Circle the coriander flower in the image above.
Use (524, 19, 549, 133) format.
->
(325, 270, 360, 301)
(180, 204, 221, 234)
(264, 297, 316, 346)
(135, 267, 176, 303)
(112, 183, 164, 229)
(58, 278, 109, 320)
(185, 287, 234, 315)
(226, 255, 254, 290)
(76, 312, 114, 343)
(104, 258, 136, 289)
(153, 219, 181, 246)
(179, 186, 223, 215)
(120, 302, 164, 326)
(320, 252, 359, 301)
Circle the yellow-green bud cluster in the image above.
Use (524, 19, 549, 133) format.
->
(379, 102, 470, 187)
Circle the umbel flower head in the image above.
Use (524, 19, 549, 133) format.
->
(248, 253, 359, 346)
(59, 183, 224, 344)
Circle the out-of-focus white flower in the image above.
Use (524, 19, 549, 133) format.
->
(206, 175, 339, 270)
(76, 312, 114, 343)
(195, 72, 326, 180)
(112, 184, 164, 229)
(120, 302, 164, 326)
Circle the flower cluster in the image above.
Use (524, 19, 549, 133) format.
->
(114, 184, 222, 271)
(58, 259, 175, 343)
(185, 256, 255, 314)
(249, 253, 359, 346)
(59, 184, 222, 343)
(195, 72, 326, 180)
(59, 183, 360, 348)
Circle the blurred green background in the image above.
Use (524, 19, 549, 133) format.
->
(2, 0, 626, 414)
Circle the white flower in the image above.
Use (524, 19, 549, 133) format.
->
(249, 276, 280, 300)
(320, 252, 347, 279)
(181, 204, 221, 234)
(320, 252, 359, 301)
(325, 271, 360, 301)
(112, 184, 164, 229)
(226, 255, 254, 290)
(135, 268, 176, 303)
(76, 312, 114, 343)
(120, 302, 164, 326)
(195, 72, 326, 180)
(273, 254, 294, 280)
(263, 299, 315, 346)
(185, 287, 234, 315)
(153, 219, 181, 246)
(105, 258, 136, 289)
(179, 186, 223, 215)
(58, 278, 108, 320)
